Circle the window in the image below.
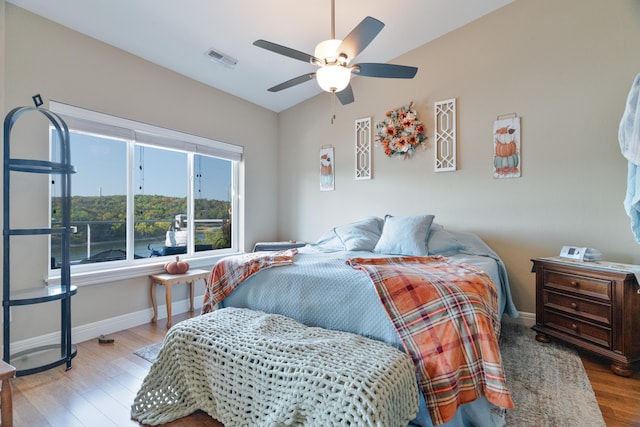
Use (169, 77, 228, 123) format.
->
(49, 102, 242, 283)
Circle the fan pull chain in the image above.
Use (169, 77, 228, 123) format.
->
(330, 91, 336, 125)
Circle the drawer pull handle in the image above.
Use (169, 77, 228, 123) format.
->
(570, 281, 579, 287)
(570, 302, 578, 310)
(571, 323, 578, 331)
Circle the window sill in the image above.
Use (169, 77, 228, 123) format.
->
(46, 251, 240, 287)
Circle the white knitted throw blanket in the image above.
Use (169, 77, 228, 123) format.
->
(131, 308, 419, 427)
(131, 307, 419, 426)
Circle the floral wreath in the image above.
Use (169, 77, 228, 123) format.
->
(375, 101, 426, 159)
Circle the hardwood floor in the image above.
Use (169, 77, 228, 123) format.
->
(9, 313, 640, 426)
(580, 351, 640, 427)
(11, 312, 221, 427)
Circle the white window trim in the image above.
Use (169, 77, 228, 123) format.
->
(46, 250, 240, 287)
(47, 101, 244, 287)
(49, 101, 243, 160)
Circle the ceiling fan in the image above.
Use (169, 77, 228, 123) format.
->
(253, 0, 418, 105)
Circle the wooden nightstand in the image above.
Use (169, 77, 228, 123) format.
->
(531, 257, 640, 376)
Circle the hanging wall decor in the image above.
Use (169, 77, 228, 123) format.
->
(434, 98, 457, 172)
(493, 114, 521, 178)
(355, 117, 371, 180)
(375, 101, 426, 159)
(319, 145, 335, 191)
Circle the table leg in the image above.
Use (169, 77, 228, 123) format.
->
(150, 282, 158, 323)
(165, 284, 173, 329)
(189, 280, 195, 313)
(1, 377, 13, 427)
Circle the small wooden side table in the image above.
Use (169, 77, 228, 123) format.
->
(150, 269, 209, 328)
(0, 360, 16, 427)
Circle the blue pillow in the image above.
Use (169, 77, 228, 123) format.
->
(426, 224, 463, 255)
(374, 214, 435, 256)
(312, 228, 345, 252)
(334, 216, 384, 251)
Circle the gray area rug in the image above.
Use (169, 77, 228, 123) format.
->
(134, 322, 606, 426)
(499, 322, 605, 427)
(134, 341, 162, 363)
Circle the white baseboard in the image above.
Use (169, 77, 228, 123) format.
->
(502, 310, 535, 328)
(7, 303, 535, 354)
(8, 296, 204, 354)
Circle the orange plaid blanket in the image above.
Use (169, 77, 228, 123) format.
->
(347, 256, 514, 426)
(201, 249, 298, 314)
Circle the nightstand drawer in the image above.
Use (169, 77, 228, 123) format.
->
(543, 270, 611, 301)
(543, 289, 611, 325)
(543, 310, 611, 348)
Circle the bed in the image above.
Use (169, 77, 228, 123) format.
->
(202, 215, 518, 427)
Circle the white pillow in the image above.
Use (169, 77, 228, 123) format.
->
(374, 214, 435, 256)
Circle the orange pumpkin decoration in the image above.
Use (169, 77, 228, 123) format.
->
(495, 141, 517, 157)
(164, 256, 190, 274)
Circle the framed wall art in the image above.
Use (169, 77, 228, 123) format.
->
(355, 117, 371, 180)
(434, 98, 457, 172)
(319, 146, 335, 191)
(493, 114, 521, 179)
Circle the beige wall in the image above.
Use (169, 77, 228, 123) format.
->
(277, 0, 640, 314)
(3, 0, 640, 341)
(2, 4, 279, 339)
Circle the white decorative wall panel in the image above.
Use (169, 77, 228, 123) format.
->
(434, 99, 457, 172)
(355, 117, 371, 180)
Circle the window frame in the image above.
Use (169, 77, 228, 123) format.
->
(47, 101, 243, 286)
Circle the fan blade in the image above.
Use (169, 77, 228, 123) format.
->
(268, 73, 316, 92)
(337, 17, 384, 61)
(336, 84, 354, 105)
(353, 63, 418, 79)
(254, 39, 319, 64)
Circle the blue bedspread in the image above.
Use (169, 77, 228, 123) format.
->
(219, 230, 518, 427)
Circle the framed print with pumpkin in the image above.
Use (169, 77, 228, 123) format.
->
(493, 115, 521, 178)
(319, 146, 335, 191)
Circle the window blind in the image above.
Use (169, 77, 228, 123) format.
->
(49, 100, 243, 161)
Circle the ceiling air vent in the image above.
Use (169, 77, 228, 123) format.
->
(204, 47, 238, 69)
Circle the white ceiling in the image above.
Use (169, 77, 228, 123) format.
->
(7, 0, 512, 112)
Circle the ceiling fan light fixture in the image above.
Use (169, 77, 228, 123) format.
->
(314, 39, 344, 64)
(254, 5, 416, 105)
(316, 65, 351, 93)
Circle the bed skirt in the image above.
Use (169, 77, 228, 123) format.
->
(131, 307, 419, 426)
